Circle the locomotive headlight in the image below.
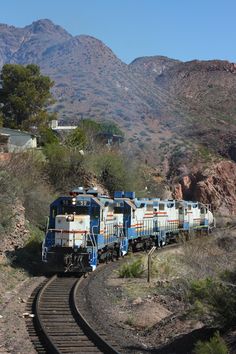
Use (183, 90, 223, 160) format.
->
(72, 197, 76, 205)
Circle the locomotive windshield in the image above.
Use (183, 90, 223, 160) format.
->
(60, 198, 90, 215)
(62, 205, 89, 215)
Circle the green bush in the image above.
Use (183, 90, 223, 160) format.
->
(39, 126, 59, 146)
(0, 151, 53, 229)
(25, 224, 45, 251)
(99, 120, 124, 137)
(194, 331, 229, 354)
(0, 204, 14, 233)
(189, 278, 214, 301)
(0, 170, 17, 233)
(85, 151, 144, 195)
(189, 278, 236, 327)
(118, 258, 144, 278)
(151, 255, 176, 279)
(65, 127, 87, 149)
(43, 143, 86, 192)
(7, 224, 45, 274)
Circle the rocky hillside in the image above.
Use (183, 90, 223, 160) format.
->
(0, 200, 29, 257)
(0, 20, 235, 146)
(0, 19, 236, 214)
(173, 161, 236, 215)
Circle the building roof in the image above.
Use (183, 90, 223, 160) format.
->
(0, 128, 36, 138)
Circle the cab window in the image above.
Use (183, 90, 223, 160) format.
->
(132, 209, 135, 218)
(51, 207, 57, 218)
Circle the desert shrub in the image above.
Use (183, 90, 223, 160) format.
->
(151, 254, 177, 279)
(194, 331, 228, 354)
(189, 278, 215, 302)
(189, 277, 236, 327)
(179, 237, 234, 279)
(77, 119, 102, 151)
(0, 202, 14, 235)
(0, 206, 13, 234)
(99, 120, 124, 137)
(118, 258, 144, 278)
(2, 151, 53, 228)
(38, 126, 59, 146)
(24, 224, 45, 252)
(7, 224, 45, 274)
(0, 170, 18, 233)
(85, 151, 128, 194)
(43, 143, 86, 192)
(65, 127, 87, 149)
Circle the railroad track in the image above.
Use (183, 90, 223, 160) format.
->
(28, 275, 119, 354)
(26, 240, 200, 353)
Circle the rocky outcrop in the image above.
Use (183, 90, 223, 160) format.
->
(173, 161, 236, 215)
(0, 199, 30, 256)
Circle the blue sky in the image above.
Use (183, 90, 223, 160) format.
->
(1, 0, 235, 64)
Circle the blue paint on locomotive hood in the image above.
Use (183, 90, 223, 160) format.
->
(45, 196, 72, 248)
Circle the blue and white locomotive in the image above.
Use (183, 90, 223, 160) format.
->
(42, 187, 214, 272)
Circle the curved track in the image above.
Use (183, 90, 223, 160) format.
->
(32, 275, 119, 354)
(28, 243, 191, 353)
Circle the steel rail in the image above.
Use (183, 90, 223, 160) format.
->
(33, 274, 119, 353)
(72, 277, 119, 354)
(35, 275, 63, 354)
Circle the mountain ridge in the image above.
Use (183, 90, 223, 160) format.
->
(0, 20, 236, 166)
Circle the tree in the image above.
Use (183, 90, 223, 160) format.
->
(73, 119, 124, 151)
(77, 119, 101, 150)
(78, 119, 101, 135)
(65, 127, 87, 149)
(100, 121, 124, 137)
(0, 64, 55, 128)
(38, 126, 59, 146)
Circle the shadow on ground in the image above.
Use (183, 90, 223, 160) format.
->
(5, 241, 48, 276)
(125, 327, 218, 354)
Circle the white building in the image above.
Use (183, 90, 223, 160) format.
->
(0, 128, 37, 152)
(50, 120, 77, 131)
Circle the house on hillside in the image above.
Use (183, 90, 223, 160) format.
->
(49, 120, 124, 146)
(97, 132, 124, 146)
(0, 128, 37, 152)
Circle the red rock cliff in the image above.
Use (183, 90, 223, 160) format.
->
(173, 161, 236, 215)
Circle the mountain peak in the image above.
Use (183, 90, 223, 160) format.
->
(26, 18, 71, 38)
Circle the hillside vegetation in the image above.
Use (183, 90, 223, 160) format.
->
(0, 19, 236, 165)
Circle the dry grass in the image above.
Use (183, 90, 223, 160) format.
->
(115, 228, 236, 328)
(0, 260, 27, 305)
(180, 230, 236, 280)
